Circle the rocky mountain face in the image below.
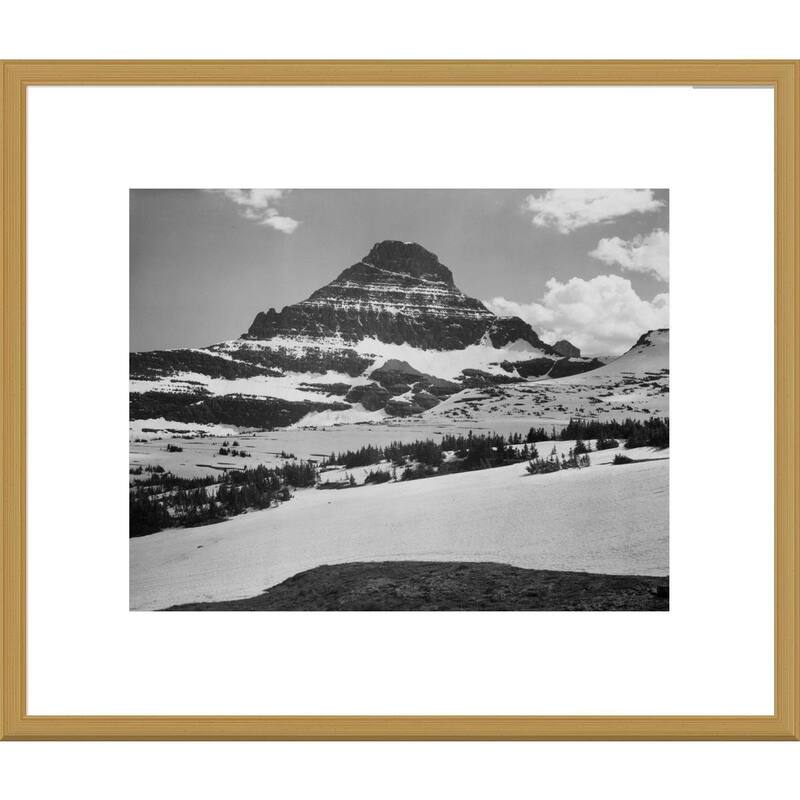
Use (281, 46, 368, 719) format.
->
(130, 241, 617, 428)
(244, 241, 557, 353)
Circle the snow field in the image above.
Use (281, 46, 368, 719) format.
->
(130, 449, 668, 609)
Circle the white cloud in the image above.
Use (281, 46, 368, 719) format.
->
(590, 229, 669, 281)
(262, 214, 300, 234)
(523, 189, 664, 234)
(222, 188, 285, 209)
(209, 188, 300, 233)
(485, 274, 669, 355)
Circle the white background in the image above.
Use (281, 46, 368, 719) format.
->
(26, 84, 774, 717)
(3, 0, 798, 797)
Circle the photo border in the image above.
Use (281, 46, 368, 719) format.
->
(2, 60, 797, 740)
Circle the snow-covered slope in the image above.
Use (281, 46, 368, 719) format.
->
(422, 329, 669, 426)
(550, 329, 669, 382)
(130, 452, 669, 609)
(214, 333, 552, 383)
(130, 333, 563, 428)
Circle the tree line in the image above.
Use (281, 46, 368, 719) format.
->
(130, 460, 318, 538)
(324, 417, 668, 474)
(131, 416, 668, 535)
(558, 417, 669, 449)
(526, 443, 591, 475)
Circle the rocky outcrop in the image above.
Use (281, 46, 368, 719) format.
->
(499, 355, 605, 379)
(410, 390, 441, 411)
(414, 375, 461, 396)
(347, 379, 440, 416)
(369, 359, 424, 390)
(552, 339, 581, 358)
(369, 359, 459, 400)
(504, 358, 558, 378)
(384, 397, 424, 417)
(548, 357, 605, 379)
(487, 317, 559, 354)
(344, 382, 391, 411)
(297, 382, 351, 396)
(633, 328, 669, 348)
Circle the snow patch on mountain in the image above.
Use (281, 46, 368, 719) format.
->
(214, 334, 553, 381)
(348, 337, 550, 380)
(287, 405, 387, 429)
(130, 368, 368, 402)
(129, 418, 241, 439)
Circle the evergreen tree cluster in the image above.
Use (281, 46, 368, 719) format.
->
(129, 460, 318, 538)
(328, 432, 517, 470)
(327, 443, 386, 468)
(130, 390, 349, 429)
(219, 446, 250, 457)
(363, 469, 392, 485)
(526, 444, 591, 475)
(400, 463, 438, 481)
(559, 417, 669, 449)
(131, 471, 216, 493)
(525, 426, 557, 443)
(130, 416, 668, 537)
(275, 460, 317, 487)
(327, 431, 553, 480)
(595, 437, 620, 450)
(218, 441, 251, 457)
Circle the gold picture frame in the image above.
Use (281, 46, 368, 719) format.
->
(1, 60, 797, 741)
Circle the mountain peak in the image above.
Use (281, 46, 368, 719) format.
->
(361, 241, 454, 286)
(243, 242, 555, 352)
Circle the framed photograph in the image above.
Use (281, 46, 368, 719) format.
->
(1, 60, 797, 740)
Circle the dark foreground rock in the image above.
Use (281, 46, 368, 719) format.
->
(165, 561, 669, 611)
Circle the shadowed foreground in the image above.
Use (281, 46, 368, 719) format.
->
(165, 561, 669, 611)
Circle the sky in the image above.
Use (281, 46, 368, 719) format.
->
(130, 188, 669, 356)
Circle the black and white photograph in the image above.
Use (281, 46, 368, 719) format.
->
(129, 188, 669, 611)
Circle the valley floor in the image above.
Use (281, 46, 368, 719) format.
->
(130, 446, 668, 610)
(130, 416, 574, 480)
